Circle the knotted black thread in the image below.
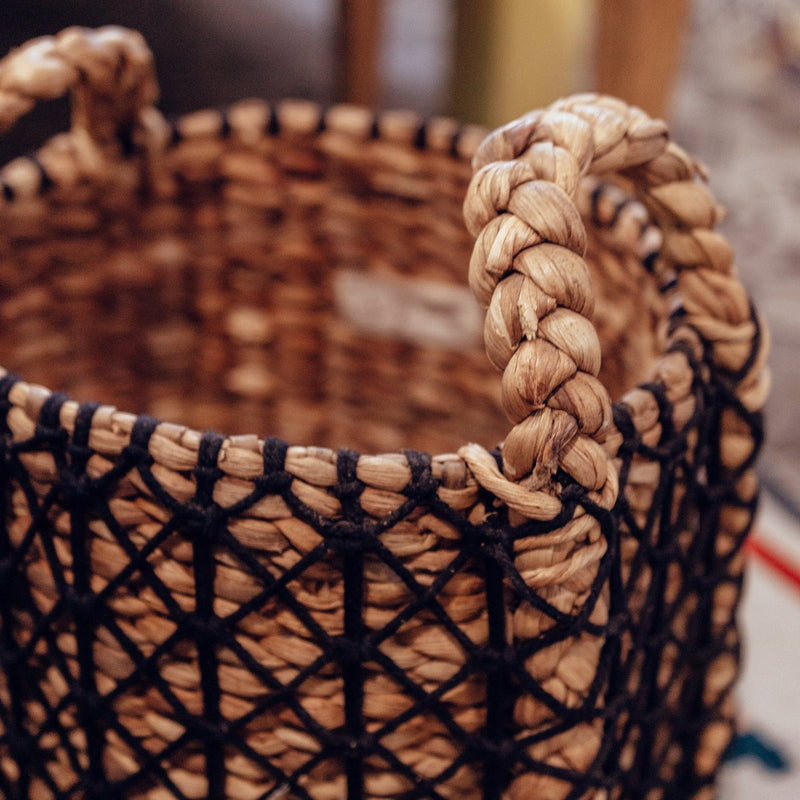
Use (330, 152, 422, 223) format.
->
(334, 448, 367, 799)
(188, 432, 226, 799)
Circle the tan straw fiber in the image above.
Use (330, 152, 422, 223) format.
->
(0, 27, 767, 800)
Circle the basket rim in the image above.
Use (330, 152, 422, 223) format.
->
(0, 86, 767, 525)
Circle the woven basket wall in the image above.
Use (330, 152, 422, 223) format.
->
(0, 27, 768, 800)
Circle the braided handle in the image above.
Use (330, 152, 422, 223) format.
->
(0, 26, 158, 149)
(463, 94, 765, 495)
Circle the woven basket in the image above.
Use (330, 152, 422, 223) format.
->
(0, 27, 768, 800)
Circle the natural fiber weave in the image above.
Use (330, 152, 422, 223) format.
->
(0, 27, 768, 800)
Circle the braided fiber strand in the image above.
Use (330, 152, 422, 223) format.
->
(458, 97, 668, 800)
(463, 94, 768, 799)
(0, 26, 157, 140)
(0, 26, 162, 208)
(463, 95, 670, 492)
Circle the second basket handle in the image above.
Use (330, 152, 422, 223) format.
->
(463, 94, 763, 497)
(0, 26, 158, 154)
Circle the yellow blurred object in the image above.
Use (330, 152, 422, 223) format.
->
(450, 0, 593, 126)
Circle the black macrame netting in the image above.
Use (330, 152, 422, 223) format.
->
(0, 319, 763, 800)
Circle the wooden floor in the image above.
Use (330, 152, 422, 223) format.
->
(720, 493, 800, 797)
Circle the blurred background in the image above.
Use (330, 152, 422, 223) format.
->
(0, 0, 796, 513)
(0, 1, 798, 795)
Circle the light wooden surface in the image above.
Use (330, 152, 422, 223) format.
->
(596, 0, 690, 119)
(718, 493, 800, 798)
(337, 0, 382, 107)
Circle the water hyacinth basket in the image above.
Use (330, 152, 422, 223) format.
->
(0, 26, 768, 800)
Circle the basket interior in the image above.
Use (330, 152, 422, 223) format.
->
(0, 105, 667, 454)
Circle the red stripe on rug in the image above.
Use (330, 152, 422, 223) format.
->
(745, 531, 800, 594)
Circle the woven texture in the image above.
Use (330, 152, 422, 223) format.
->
(0, 27, 768, 800)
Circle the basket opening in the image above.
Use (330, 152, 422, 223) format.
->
(0, 119, 666, 454)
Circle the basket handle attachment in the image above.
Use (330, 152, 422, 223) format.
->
(0, 26, 159, 191)
(462, 94, 767, 509)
